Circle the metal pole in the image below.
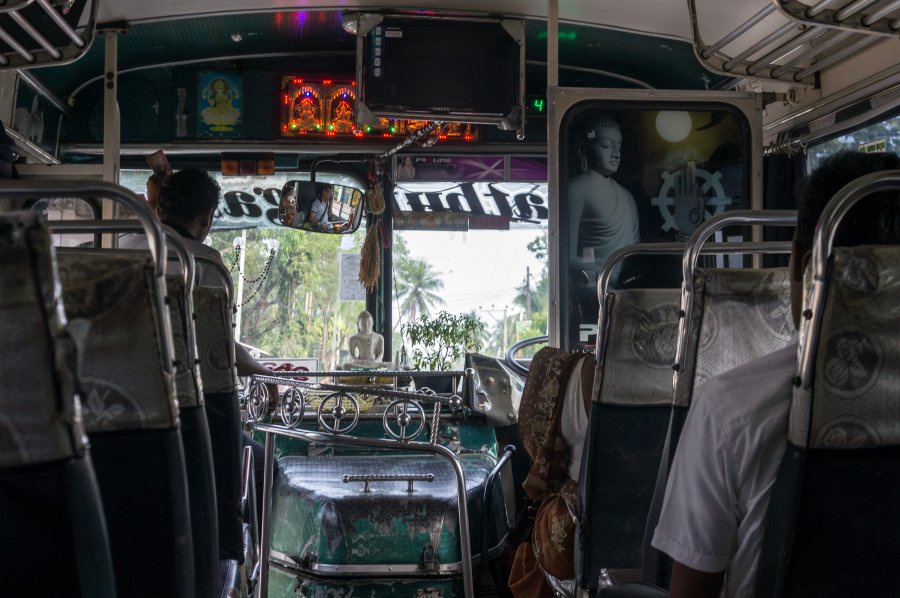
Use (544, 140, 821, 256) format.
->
(547, 0, 558, 88)
(101, 29, 120, 248)
(257, 431, 275, 598)
(234, 230, 247, 342)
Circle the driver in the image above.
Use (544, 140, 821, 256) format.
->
(309, 184, 333, 230)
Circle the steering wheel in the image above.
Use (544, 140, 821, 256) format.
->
(504, 335, 549, 377)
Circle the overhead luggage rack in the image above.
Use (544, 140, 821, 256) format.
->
(688, 0, 898, 86)
(0, 0, 97, 69)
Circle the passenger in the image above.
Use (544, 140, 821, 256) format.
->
(156, 168, 277, 523)
(509, 348, 594, 596)
(651, 150, 900, 598)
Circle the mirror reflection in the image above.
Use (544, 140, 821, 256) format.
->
(278, 181, 364, 233)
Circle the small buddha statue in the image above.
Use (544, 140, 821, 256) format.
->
(345, 310, 385, 368)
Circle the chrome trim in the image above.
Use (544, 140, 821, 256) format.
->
(798, 170, 900, 390)
(382, 399, 426, 441)
(250, 373, 463, 408)
(482, 445, 515, 575)
(251, 422, 475, 598)
(257, 431, 275, 597)
(674, 210, 798, 375)
(270, 549, 462, 575)
(342, 472, 435, 493)
(268, 541, 510, 577)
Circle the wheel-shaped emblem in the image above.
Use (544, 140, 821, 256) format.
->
(317, 391, 360, 434)
(245, 380, 269, 422)
(279, 387, 306, 428)
(382, 399, 426, 441)
(650, 161, 733, 237)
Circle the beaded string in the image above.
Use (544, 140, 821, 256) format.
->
(236, 248, 276, 307)
(227, 244, 242, 272)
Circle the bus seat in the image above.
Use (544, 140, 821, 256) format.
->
(193, 284, 244, 563)
(0, 212, 115, 598)
(576, 288, 681, 592)
(168, 276, 219, 598)
(756, 245, 900, 597)
(56, 249, 194, 598)
(642, 267, 794, 586)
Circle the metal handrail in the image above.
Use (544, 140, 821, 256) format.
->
(0, 181, 166, 274)
(776, 0, 900, 36)
(2, 180, 175, 377)
(249, 422, 475, 598)
(0, 0, 96, 69)
(798, 170, 900, 388)
(687, 0, 897, 86)
(674, 211, 798, 373)
(594, 240, 793, 366)
(250, 373, 465, 409)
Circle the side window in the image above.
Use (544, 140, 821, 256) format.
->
(807, 113, 900, 171)
(30, 197, 98, 248)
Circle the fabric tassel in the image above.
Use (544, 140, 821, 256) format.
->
(359, 218, 381, 291)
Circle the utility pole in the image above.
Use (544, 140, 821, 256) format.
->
(525, 266, 532, 321)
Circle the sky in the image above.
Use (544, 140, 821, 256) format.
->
(396, 228, 547, 321)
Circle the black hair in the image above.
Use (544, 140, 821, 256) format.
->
(157, 168, 221, 224)
(795, 150, 900, 247)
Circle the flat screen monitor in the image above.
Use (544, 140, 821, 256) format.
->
(358, 16, 523, 123)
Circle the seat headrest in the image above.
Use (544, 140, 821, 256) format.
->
(597, 288, 680, 407)
(790, 246, 900, 449)
(0, 212, 83, 468)
(57, 250, 178, 433)
(675, 267, 794, 407)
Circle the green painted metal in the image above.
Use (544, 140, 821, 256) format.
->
(269, 565, 462, 597)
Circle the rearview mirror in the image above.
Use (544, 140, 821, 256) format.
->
(278, 181, 365, 233)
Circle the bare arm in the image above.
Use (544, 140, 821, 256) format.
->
(235, 343, 280, 410)
(669, 562, 724, 598)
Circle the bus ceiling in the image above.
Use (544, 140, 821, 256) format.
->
(0, 0, 897, 159)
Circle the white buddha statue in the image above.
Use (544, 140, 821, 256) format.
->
(345, 310, 385, 368)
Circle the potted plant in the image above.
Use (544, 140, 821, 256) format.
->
(402, 311, 485, 393)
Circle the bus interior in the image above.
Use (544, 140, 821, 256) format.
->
(0, 0, 898, 597)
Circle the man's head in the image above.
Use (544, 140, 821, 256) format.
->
(790, 150, 900, 326)
(157, 169, 221, 241)
(581, 115, 622, 176)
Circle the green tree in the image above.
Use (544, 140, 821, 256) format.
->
(395, 258, 445, 325)
(210, 228, 365, 370)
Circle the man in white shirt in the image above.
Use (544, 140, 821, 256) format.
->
(651, 150, 900, 598)
(155, 169, 278, 527)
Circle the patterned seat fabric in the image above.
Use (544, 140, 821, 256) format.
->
(167, 277, 203, 408)
(791, 246, 900, 449)
(577, 289, 680, 588)
(675, 267, 794, 408)
(0, 212, 116, 598)
(0, 212, 83, 468)
(596, 288, 681, 408)
(194, 285, 237, 394)
(56, 250, 178, 431)
(757, 246, 900, 598)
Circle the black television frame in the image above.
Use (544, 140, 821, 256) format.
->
(353, 13, 526, 138)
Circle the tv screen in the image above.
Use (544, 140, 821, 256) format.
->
(359, 16, 523, 122)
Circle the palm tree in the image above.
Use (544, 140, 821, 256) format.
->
(395, 259, 445, 325)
